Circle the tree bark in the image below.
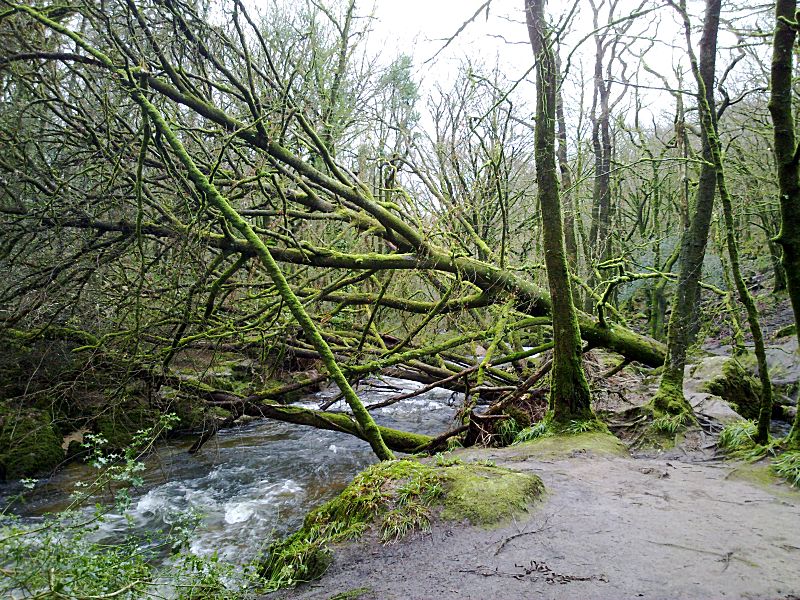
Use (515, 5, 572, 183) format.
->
(652, 0, 721, 417)
(768, 0, 800, 447)
(526, 0, 594, 423)
(556, 54, 578, 271)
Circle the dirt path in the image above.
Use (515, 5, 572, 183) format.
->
(277, 446, 800, 600)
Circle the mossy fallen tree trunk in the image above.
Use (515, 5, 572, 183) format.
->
(212, 400, 433, 453)
(4, 208, 668, 369)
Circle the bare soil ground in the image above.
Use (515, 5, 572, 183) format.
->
(275, 442, 800, 600)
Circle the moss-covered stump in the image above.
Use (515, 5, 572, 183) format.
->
(260, 458, 544, 591)
(0, 402, 64, 480)
(698, 358, 762, 420)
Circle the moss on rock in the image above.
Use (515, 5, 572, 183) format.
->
(440, 464, 543, 526)
(260, 459, 443, 590)
(260, 458, 544, 590)
(701, 358, 762, 420)
(511, 431, 629, 459)
(92, 403, 160, 452)
(0, 402, 64, 480)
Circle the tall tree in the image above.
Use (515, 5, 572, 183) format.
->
(651, 0, 721, 419)
(768, 0, 800, 447)
(525, 0, 594, 424)
(668, 0, 774, 443)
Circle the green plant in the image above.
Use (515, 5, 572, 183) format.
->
(718, 420, 758, 451)
(513, 419, 551, 444)
(562, 418, 609, 435)
(495, 416, 523, 446)
(512, 412, 610, 444)
(0, 413, 253, 600)
(772, 451, 800, 487)
(651, 412, 692, 436)
(435, 452, 462, 467)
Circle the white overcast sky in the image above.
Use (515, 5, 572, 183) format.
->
(363, 0, 763, 128)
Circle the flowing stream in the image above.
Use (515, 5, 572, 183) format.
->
(1, 378, 459, 563)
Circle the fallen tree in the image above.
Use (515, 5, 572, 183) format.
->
(1, 0, 668, 461)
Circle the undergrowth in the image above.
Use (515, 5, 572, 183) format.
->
(650, 412, 693, 436)
(772, 451, 800, 488)
(718, 420, 758, 452)
(512, 414, 608, 444)
(718, 421, 800, 488)
(717, 420, 774, 461)
(0, 414, 252, 599)
(496, 417, 523, 446)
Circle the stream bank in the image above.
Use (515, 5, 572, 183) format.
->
(272, 433, 800, 600)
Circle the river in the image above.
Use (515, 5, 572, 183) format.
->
(0, 378, 459, 563)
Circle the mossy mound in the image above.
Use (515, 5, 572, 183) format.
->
(260, 459, 443, 590)
(440, 464, 543, 526)
(701, 358, 761, 420)
(512, 431, 629, 459)
(260, 458, 544, 591)
(0, 402, 64, 480)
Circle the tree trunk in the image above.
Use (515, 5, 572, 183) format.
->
(768, 0, 800, 447)
(130, 90, 395, 461)
(651, 0, 721, 418)
(556, 54, 578, 271)
(526, 0, 593, 424)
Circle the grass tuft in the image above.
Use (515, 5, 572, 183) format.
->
(513, 420, 551, 444)
(513, 414, 607, 444)
(772, 451, 800, 488)
(718, 420, 758, 451)
(650, 412, 692, 436)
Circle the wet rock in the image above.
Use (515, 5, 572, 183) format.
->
(686, 392, 743, 425)
(683, 356, 761, 420)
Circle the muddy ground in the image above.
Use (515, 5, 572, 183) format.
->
(274, 439, 799, 600)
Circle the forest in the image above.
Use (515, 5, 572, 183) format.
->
(0, 0, 799, 598)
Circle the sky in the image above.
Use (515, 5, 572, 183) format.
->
(363, 0, 765, 131)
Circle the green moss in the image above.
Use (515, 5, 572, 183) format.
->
(649, 377, 695, 419)
(440, 464, 543, 526)
(511, 431, 628, 459)
(260, 459, 443, 590)
(701, 358, 762, 420)
(775, 323, 797, 338)
(92, 403, 159, 452)
(0, 403, 64, 480)
(166, 395, 232, 432)
(513, 413, 608, 446)
(726, 461, 798, 501)
(260, 459, 545, 590)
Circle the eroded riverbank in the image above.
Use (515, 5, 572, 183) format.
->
(274, 434, 800, 600)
